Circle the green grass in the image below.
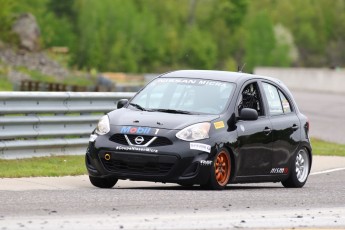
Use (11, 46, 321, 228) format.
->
(15, 66, 56, 82)
(14, 66, 95, 87)
(0, 138, 344, 178)
(0, 66, 13, 90)
(0, 76, 13, 90)
(1, 57, 95, 90)
(62, 75, 94, 87)
(0, 155, 86, 178)
(311, 138, 345, 157)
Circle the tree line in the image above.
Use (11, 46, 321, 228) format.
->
(1, 0, 344, 73)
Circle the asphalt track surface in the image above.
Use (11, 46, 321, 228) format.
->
(1, 156, 345, 229)
(292, 90, 345, 144)
(1, 90, 345, 229)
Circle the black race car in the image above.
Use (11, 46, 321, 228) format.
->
(86, 70, 312, 190)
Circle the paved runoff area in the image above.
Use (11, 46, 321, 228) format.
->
(292, 90, 345, 144)
(1, 155, 345, 229)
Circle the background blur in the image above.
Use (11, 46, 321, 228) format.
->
(1, 0, 344, 92)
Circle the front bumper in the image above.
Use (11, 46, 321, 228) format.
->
(85, 133, 215, 185)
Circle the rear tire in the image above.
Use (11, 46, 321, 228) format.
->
(89, 176, 118, 188)
(282, 148, 310, 188)
(201, 148, 231, 190)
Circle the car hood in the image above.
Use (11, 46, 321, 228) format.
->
(108, 108, 219, 130)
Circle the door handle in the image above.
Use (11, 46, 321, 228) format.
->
(292, 124, 299, 130)
(263, 127, 271, 135)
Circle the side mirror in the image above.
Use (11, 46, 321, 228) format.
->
(117, 99, 128, 109)
(239, 108, 258, 121)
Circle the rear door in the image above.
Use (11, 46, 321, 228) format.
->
(261, 81, 301, 173)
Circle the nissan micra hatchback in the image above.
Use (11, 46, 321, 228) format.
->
(86, 70, 312, 190)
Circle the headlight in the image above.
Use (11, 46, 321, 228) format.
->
(176, 122, 211, 141)
(95, 115, 110, 135)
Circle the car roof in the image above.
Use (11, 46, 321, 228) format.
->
(160, 70, 287, 88)
(160, 70, 246, 82)
(160, 70, 272, 83)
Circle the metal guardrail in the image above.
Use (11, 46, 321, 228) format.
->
(0, 92, 135, 159)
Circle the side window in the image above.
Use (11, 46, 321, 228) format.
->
(238, 82, 264, 116)
(262, 82, 292, 115)
(278, 90, 292, 113)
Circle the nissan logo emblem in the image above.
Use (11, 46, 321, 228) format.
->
(134, 136, 145, 145)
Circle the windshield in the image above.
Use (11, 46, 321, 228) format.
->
(130, 78, 235, 115)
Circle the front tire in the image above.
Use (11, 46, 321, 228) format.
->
(201, 148, 231, 190)
(89, 176, 118, 188)
(282, 148, 310, 188)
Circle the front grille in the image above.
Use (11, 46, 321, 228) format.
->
(150, 137, 173, 147)
(109, 134, 127, 145)
(109, 134, 173, 147)
(102, 160, 174, 175)
(101, 153, 177, 176)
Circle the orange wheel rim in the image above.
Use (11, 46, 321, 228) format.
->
(214, 151, 231, 186)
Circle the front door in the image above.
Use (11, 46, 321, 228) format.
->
(235, 81, 274, 176)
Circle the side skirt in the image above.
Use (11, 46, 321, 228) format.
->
(232, 175, 289, 184)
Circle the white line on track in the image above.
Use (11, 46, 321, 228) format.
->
(310, 167, 345, 175)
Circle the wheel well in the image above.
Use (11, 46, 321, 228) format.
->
(305, 146, 313, 173)
(298, 145, 312, 173)
(223, 146, 236, 181)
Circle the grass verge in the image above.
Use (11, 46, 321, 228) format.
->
(0, 139, 344, 178)
(0, 155, 86, 178)
(311, 138, 345, 157)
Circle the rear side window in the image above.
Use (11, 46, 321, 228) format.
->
(278, 90, 292, 113)
(262, 82, 292, 115)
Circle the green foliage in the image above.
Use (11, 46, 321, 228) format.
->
(181, 27, 217, 69)
(0, 0, 17, 43)
(68, 0, 246, 72)
(47, 0, 75, 20)
(255, 0, 345, 67)
(12, 0, 76, 50)
(1, 0, 345, 73)
(244, 11, 276, 71)
(210, 0, 248, 31)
